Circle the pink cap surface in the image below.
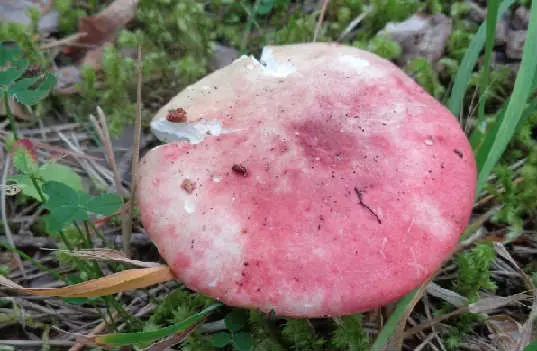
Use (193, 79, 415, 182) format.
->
(137, 43, 477, 318)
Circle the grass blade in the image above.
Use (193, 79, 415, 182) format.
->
(475, 0, 537, 194)
(370, 289, 417, 350)
(525, 340, 537, 351)
(476, 0, 500, 121)
(447, 0, 514, 117)
(90, 304, 221, 346)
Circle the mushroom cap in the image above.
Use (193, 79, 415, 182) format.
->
(137, 43, 476, 318)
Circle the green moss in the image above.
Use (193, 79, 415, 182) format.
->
(330, 315, 370, 350)
(405, 57, 444, 99)
(149, 288, 215, 326)
(355, 0, 420, 41)
(488, 112, 537, 241)
(274, 14, 320, 44)
(444, 312, 484, 350)
(0, 23, 45, 66)
(366, 35, 402, 60)
(282, 319, 325, 350)
(55, 0, 87, 34)
(450, 1, 472, 19)
(453, 242, 497, 301)
(448, 28, 475, 60)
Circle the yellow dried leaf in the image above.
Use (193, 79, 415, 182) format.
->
(0, 265, 174, 297)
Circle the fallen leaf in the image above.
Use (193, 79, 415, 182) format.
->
(469, 292, 529, 314)
(426, 281, 469, 308)
(71, 0, 139, 52)
(0, 264, 174, 297)
(0, 96, 32, 120)
(487, 316, 524, 351)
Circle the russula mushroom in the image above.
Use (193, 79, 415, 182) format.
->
(137, 43, 476, 318)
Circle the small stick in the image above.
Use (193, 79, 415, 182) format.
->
(89, 108, 126, 197)
(337, 7, 373, 42)
(40, 32, 88, 49)
(354, 187, 382, 224)
(1, 155, 25, 276)
(68, 311, 119, 351)
(313, 0, 330, 42)
(122, 44, 143, 257)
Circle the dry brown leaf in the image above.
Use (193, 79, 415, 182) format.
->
(518, 289, 537, 351)
(0, 96, 32, 120)
(81, 41, 113, 71)
(74, 0, 139, 51)
(0, 264, 174, 297)
(487, 315, 524, 351)
(59, 248, 160, 268)
(494, 242, 535, 290)
(469, 292, 529, 314)
(426, 281, 469, 308)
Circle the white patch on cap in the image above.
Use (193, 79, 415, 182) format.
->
(258, 47, 296, 77)
(338, 55, 370, 71)
(411, 197, 452, 240)
(151, 119, 226, 144)
(198, 219, 244, 288)
(279, 286, 325, 316)
(184, 197, 196, 214)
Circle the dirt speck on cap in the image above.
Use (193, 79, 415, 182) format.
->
(232, 164, 248, 177)
(181, 178, 196, 193)
(167, 107, 187, 123)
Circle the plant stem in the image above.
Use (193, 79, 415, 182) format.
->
(87, 220, 113, 248)
(30, 176, 46, 203)
(107, 296, 142, 330)
(3, 91, 18, 140)
(58, 230, 74, 251)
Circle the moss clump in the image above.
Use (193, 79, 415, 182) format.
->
(453, 242, 497, 301)
(488, 112, 537, 240)
(405, 57, 444, 99)
(365, 35, 402, 60)
(330, 315, 370, 350)
(282, 319, 325, 350)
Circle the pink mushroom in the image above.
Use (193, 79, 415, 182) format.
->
(137, 43, 476, 318)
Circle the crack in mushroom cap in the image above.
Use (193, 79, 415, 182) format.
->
(137, 43, 477, 318)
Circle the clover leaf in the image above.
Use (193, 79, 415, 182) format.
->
(0, 42, 56, 106)
(42, 181, 123, 233)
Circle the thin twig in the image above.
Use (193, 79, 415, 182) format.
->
(337, 6, 373, 42)
(404, 306, 469, 338)
(68, 311, 118, 351)
(57, 132, 108, 188)
(96, 107, 125, 197)
(0, 340, 76, 347)
(147, 321, 205, 351)
(40, 32, 88, 49)
(122, 44, 143, 257)
(1, 155, 25, 276)
(313, 0, 330, 42)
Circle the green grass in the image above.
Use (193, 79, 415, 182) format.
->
(447, 0, 514, 117)
(474, 0, 537, 194)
